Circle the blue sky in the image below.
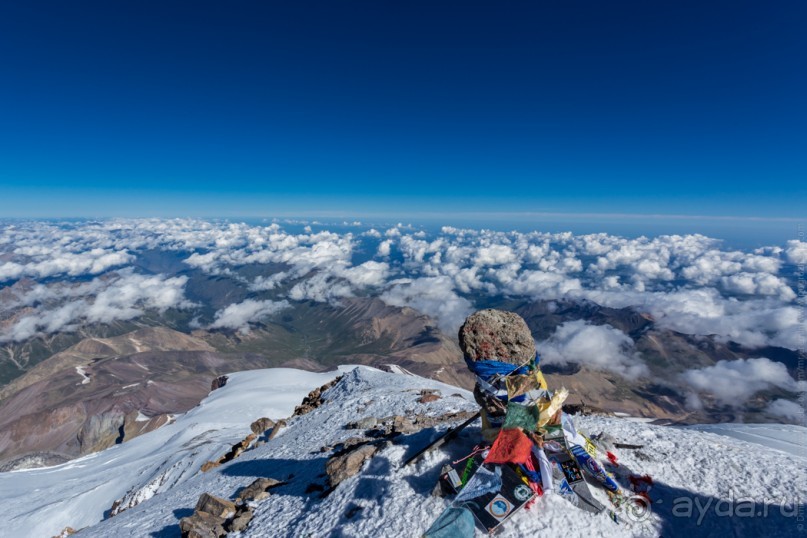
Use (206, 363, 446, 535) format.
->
(0, 1, 805, 221)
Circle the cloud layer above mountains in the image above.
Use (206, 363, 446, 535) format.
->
(1, 219, 803, 366)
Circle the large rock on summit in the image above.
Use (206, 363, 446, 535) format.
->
(458, 309, 535, 365)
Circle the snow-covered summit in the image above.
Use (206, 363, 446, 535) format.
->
(2, 366, 805, 538)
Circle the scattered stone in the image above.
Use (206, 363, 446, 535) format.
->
(179, 510, 227, 538)
(194, 493, 237, 519)
(236, 477, 284, 503)
(250, 417, 275, 436)
(200, 460, 220, 473)
(419, 393, 441, 404)
(326, 443, 379, 488)
(293, 376, 342, 416)
(347, 417, 378, 430)
(266, 419, 287, 441)
(210, 375, 229, 392)
(458, 309, 535, 364)
(391, 415, 416, 434)
(337, 436, 372, 451)
(226, 509, 253, 532)
(51, 527, 77, 538)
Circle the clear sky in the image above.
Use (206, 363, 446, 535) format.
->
(0, 1, 805, 220)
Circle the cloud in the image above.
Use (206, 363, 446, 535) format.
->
(785, 240, 807, 264)
(210, 299, 290, 333)
(537, 320, 649, 379)
(0, 219, 801, 356)
(249, 272, 290, 291)
(681, 358, 806, 406)
(0, 248, 133, 282)
(380, 276, 473, 334)
(377, 240, 392, 257)
(766, 399, 805, 423)
(0, 270, 193, 342)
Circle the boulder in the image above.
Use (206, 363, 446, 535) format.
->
(458, 309, 535, 365)
(250, 417, 275, 436)
(326, 443, 378, 488)
(227, 509, 253, 532)
(194, 493, 236, 519)
(210, 375, 229, 392)
(236, 477, 284, 503)
(179, 511, 227, 538)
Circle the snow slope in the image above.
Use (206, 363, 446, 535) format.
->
(2, 366, 806, 538)
(687, 423, 807, 459)
(0, 367, 348, 538)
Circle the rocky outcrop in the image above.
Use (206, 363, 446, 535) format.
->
(326, 443, 379, 488)
(249, 417, 275, 436)
(200, 433, 256, 473)
(293, 376, 342, 416)
(235, 477, 284, 503)
(210, 376, 228, 391)
(179, 483, 279, 538)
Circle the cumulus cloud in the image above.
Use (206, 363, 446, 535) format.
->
(0, 248, 133, 282)
(209, 299, 290, 333)
(0, 219, 801, 357)
(766, 399, 805, 423)
(681, 358, 806, 406)
(785, 240, 807, 264)
(537, 320, 649, 379)
(0, 270, 193, 342)
(381, 276, 473, 334)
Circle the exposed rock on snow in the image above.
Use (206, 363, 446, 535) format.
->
(293, 376, 343, 416)
(195, 492, 237, 519)
(179, 509, 227, 538)
(250, 417, 275, 436)
(326, 443, 381, 488)
(2, 366, 805, 538)
(210, 375, 228, 391)
(235, 477, 284, 503)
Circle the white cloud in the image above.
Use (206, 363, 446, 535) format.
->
(681, 358, 806, 406)
(377, 240, 392, 257)
(785, 240, 807, 264)
(210, 299, 290, 333)
(380, 276, 473, 334)
(249, 272, 289, 291)
(0, 270, 193, 342)
(766, 399, 805, 423)
(474, 244, 516, 266)
(537, 320, 648, 379)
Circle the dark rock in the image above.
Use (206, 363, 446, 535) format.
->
(179, 511, 227, 538)
(250, 417, 275, 436)
(266, 419, 286, 441)
(236, 477, 284, 503)
(226, 509, 253, 532)
(194, 493, 236, 519)
(326, 443, 379, 488)
(293, 376, 342, 416)
(210, 375, 229, 392)
(458, 309, 535, 364)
